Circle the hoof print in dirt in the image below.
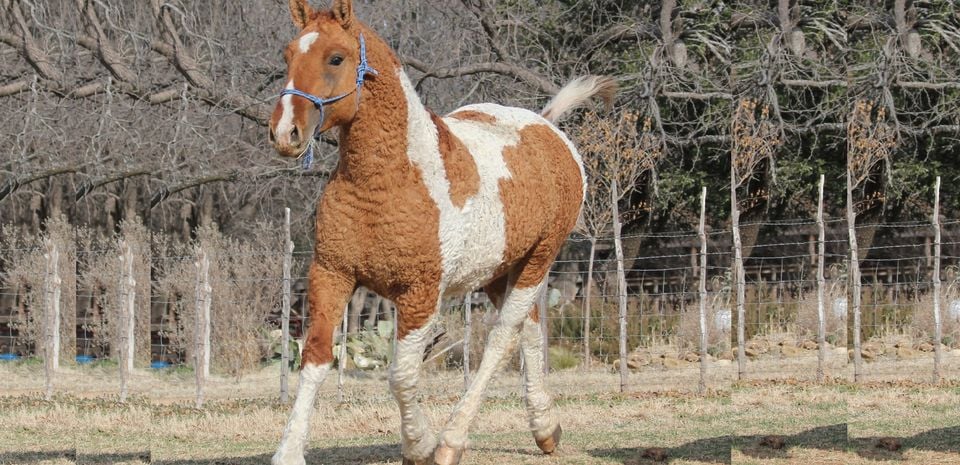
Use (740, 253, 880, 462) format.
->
(760, 435, 786, 449)
(876, 437, 902, 451)
(640, 447, 668, 461)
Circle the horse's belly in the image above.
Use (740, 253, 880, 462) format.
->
(439, 179, 510, 296)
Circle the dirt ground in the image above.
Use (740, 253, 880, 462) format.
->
(1, 354, 958, 465)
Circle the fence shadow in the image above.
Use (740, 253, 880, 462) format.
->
(587, 435, 732, 464)
(0, 450, 76, 464)
(733, 424, 848, 460)
(151, 443, 400, 465)
(850, 425, 960, 461)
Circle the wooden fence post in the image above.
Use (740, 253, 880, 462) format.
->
(697, 186, 708, 395)
(816, 175, 827, 382)
(539, 279, 549, 375)
(281, 208, 293, 403)
(194, 246, 211, 408)
(338, 304, 348, 403)
(43, 239, 60, 401)
(611, 179, 628, 393)
(932, 176, 942, 383)
(119, 241, 136, 402)
(463, 292, 472, 390)
(584, 237, 597, 370)
(731, 162, 747, 380)
(847, 165, 862, 382)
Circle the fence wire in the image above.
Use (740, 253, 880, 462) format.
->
(1, 218, 959, 397)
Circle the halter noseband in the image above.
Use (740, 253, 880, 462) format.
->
(279, 33, 378, 169)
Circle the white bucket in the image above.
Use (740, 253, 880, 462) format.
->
(832, 298, 847, 320)
(714, 308, 732, 332)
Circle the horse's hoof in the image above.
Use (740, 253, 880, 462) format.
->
(402, 457, 434, 465)
(535, 424, 562, 454)
(433, 444, 464, 465)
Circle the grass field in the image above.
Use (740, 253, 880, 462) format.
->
(1, 356, 959, 465)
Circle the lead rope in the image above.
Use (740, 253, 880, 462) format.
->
(279, 33, 378, 170)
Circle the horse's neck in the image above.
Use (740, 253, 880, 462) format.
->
(337, 68, 434, 185)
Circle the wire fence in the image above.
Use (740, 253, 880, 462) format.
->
(2, 215, 960, 401)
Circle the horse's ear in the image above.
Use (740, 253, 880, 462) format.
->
(331, 0, 354, 28)
(288, 0, 315, 29)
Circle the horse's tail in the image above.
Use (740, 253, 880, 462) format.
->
(540, 75, 617, 123)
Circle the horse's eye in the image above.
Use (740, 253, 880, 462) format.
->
(329, 55, 344, 66)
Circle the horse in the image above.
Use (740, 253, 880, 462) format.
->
(268, 1, 615, 464)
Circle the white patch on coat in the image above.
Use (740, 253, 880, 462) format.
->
(276, 80, 297, 142)
(389, 315, 438, 460)
(298, 32, 319, 53)
(398, 71, 514, 295)
(272, 363, 330, 465)
(440, 283, 543, 450)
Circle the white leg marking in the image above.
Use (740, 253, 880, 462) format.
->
(276, 80, 296, 141)
(390, 316, 438, 460)
(298, 32, 319, 54)
(272, 363, 330, 465)
(439, 284, 543, 450)
(521, 313, 556, 438)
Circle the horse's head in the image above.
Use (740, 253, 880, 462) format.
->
(269, 0, 373, 158)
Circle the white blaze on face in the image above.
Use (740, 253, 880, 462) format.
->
(298, 32, 320, 53)
(276, 80, 296, 141)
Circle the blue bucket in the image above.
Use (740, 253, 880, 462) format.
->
(75, 355, 95, 364)
(0, 353, 19, 361)
(151, 360, 171, 369)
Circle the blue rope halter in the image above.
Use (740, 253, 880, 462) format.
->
(279, 33, 378, 169)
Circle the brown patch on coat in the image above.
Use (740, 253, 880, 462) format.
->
(430, 112, 480, 208)
(528, 304, 540, 323)
(298, 21, 442, 342)
(449, 110, 497, 124)
(496, 124, 583, 289)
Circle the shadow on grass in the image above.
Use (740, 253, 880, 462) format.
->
(154, 443, 400, 465)
(734, 423, 848, 460)
(851, 425, 960, 461)
(0, 445, 398, 465)
(588, 435, 732, 464)
(0, 450, 76, 464)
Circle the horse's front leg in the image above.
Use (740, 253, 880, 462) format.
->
(273, 262, 355, 465)
(391, 290, 441, 465)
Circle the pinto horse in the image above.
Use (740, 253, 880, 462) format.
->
(268, 1, 615, 464)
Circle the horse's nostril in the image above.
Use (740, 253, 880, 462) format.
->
(268, 128, 276, 143)
(290, 126, 300, 144)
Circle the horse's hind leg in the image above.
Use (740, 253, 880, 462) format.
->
(391, 293, 440, 465)
(520, 303, 561, 454)
(434, 274, 542, 465)
(487, 276, 561, 453)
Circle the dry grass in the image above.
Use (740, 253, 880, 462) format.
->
(2, 360, 959, 465)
